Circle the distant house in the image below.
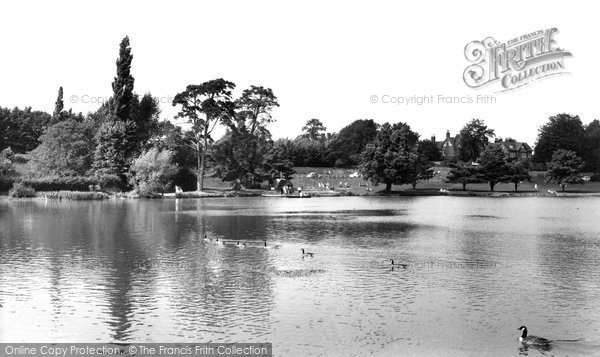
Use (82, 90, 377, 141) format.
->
(432, 130, 460, 160)
(492, 139, 533, 160)
(430, 131, 532, 161)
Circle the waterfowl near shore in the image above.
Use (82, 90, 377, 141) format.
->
(236, 241, 246, 248)
(202, 234, 211, 242)
(518, 326, 551, 346)
(301, 248, 314, 257)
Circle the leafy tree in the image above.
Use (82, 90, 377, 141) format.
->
(211, 130, 269, 188)
(30, 119, 95, 176)
(406, 151, 434, 190)
(0, 106, 51, 153)
(302, 118, 327, 141)
(92, 36, 136, 179)
(545, 149, 585, 192)
(0, 147, 15, 176)
(359, 122, 419, 193)
(153, 120, 196, 168)
(152, 120, 198, 191)
(211, 85, 279, 188)
(583, 119, 600, 173)
(289, 137, 332, 167)
(478, 144, 508, 191)
(532, 113, 585, 164)
(262, 139, 295, 185)
(92, 121, 133, 182)
(112, 36, 135, 122)
(131, 93, 160, 152)
(327, 119, 378, 167)
(503, 159, 531, 192)
(232, 85, 279, 137)
(129, 148, 178, 196)
(458, 119, 495, 162)
(172, 79, 236, 191)
(92, 38, 160, 180)
(446, 162, 482, 191)
(419, 139, 443, 162)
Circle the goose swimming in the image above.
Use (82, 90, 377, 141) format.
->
(301, 248, 314, 257)
(390, 259, 408, 269)
(518, 326, 551, 346)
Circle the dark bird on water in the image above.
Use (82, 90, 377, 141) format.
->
(301, 248, 314, 257)
(390, 259, 408, 269)
(518, 326, 551, 346)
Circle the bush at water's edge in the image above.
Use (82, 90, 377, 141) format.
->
(8, 182, 36, 198)
(0, 175, 125, 193)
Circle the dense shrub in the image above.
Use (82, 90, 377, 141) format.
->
(129, 148, 178, 195)
(1, 176, 125, 193)
(44, 191, 109, 200)
(29, 119, 95, 176)
(0, 177, 15, 192)
(8, 182, 36, 198)
(134, 182, 163, 198)
(95, 174, 125, 191)
(22, 177, 98, 191)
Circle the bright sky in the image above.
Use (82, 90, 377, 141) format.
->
(1, 0, 597, 146)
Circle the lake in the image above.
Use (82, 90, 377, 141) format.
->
(1, 196, 600, 356)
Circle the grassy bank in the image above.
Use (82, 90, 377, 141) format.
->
(2, 165, 599, 200)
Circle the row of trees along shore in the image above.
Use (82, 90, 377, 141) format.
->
(1, 36, 600, 196)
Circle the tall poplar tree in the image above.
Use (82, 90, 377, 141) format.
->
(112, 36, 135, 122)
(53, 86, 64, 120)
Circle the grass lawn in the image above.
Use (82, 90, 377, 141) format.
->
(289, 166, 600, 194)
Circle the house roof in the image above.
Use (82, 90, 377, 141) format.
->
(495, 141, 532, 152)
(435, 136, 459, 149)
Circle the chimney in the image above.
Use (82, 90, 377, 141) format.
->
(446, 130, 450, 139)
(431, 135, 436, 142)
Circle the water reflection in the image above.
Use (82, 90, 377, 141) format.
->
(1, 197, 600, 356)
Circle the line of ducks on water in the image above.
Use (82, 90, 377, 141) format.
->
(202, 234, 315, 256)
(202, 234, 421, 263)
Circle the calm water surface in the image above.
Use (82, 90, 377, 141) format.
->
(1, 196, 600, 356)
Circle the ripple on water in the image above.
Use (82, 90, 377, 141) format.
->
(1, 197, 600, 355)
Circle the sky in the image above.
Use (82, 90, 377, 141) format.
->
(1, 0, 598, 146)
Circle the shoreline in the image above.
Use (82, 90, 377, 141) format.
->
(2, 189, 600, 201)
